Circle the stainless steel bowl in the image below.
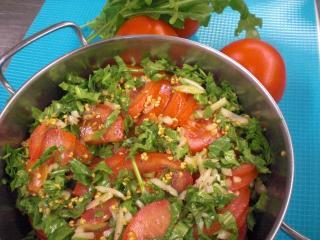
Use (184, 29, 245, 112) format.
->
(0, 22, 294, 239)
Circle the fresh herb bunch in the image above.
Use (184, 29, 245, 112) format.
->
(85, 0, 262, 42)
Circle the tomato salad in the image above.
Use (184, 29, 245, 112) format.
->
(2, 57, 272, 240)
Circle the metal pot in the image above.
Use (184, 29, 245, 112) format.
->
(0, 22, 303, 239)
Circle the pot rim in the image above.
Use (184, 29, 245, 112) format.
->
(0, 35, 294, 239)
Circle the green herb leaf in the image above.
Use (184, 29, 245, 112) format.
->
(70, 159, 91, 186)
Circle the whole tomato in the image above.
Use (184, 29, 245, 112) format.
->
(221, 39, 286, 102)
(116, 16, 177, 36)
(174, 18, 200, 38)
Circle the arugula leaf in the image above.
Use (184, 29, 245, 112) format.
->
(85, 0, 261, 41)
(92, 161, 113, 186)
(58, 193, 92, 219)
(41, 215, 73, 240)
(70, 159, 91, 185)
(141, 57, 173, 80)
(59, 82, 100, 102)
(32, 146, 58, 170)
(208, 136, 233, 158)
(163, 200, 183, 239)
(218, 211, 238, 237)
(88, 144, 113, 158)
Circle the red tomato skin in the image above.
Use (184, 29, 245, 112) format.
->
(132, 153, 181, 173)
(174, 18, 200, 38)
(203, 188, 250, 236)
(128, 81, 163, 119)
(27, 125, 91, 193)
(229, 164, 258, 191)
(171, 171, 193, 193)
(238, 223, 248, 240)
(221, 39, 286, 102)
(123, 200, 171, 240)
(72, 182, 89, 196)
(182, 120, 221, 153)
(42, 128, 76, 166)
(117, 16, 177, 37)
(80, 104, 124, 144)
(28, 124, 49, 168)
(177, 95, 198, 125)
(28, 165, 49, 193)
(81, 198, 118, 224)
(36, 229, 47, 240)
(104, 152, 181, 176)
(147, 80, 172, 116)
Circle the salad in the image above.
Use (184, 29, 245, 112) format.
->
(2, 56, 272, 240)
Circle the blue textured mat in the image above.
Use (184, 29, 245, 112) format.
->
(0, 0, 319, 239)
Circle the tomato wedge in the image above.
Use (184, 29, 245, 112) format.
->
(229, 164, 258, 191)
(81, 198, 118, 224)
(182, 120, 221, 153)
(104, 152, 181, 176)
(123, 200, 171, 240)
(203, 188, 250, 236)
(171, 171, 193, 193)
(28, 124, 49, 167)
(27, 124, 92, 193)
(72, 182, 89, 196)
(129, 81, 163, 119)
(238, 223, 248, 240)
(162, 91, 188, 125)
(28, 165, 49, 193)
(80, 104, 124, 144)
(35, 229, 47, 240)
(144, 80, 172, 118)
(178, 95, 198, 125)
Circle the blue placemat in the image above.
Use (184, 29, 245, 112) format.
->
(0, 0, 319, 239)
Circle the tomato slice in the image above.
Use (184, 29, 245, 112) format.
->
(27, 125, 92, 193)
(28, 124, 49, 168)
(74, 139, 93, 163)
(144, 80, 172, 117)
(35, 229, 47, 240)
(171, 171, 193, 193)
(177, 95, 198, 125)
(80, 104, 124, 144)
(203, 188, 250, 236)
(128, 81, 162, 119)
(81, 198, 118, 224)
(238, 223, 247, 240)
(223, 188, 250, 222)
(123, 200, 171, 240)
(104, 152, 181, 176)
(42, 128, 77, 166)
(103, 149, 127, 175)
(72, 182, 89, 196)
(232, 163, 256, 176)
(132, 153, 181, 174)
(229, 164, 258, 191)
(28, 165, 49, 193)
(162, 91, 188, 125)
(182, 120, 221, 153)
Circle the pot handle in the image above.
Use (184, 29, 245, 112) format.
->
(0, 21, 88, 95)
(281, 222, 310, 240)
